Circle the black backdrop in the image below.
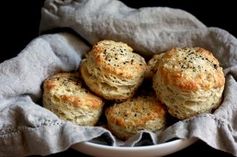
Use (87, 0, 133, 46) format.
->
(1, 0, 236, 156)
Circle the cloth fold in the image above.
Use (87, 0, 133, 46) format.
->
(0, 0, 237, 156)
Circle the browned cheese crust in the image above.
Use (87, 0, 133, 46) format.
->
(153, 47, 225, 119)
(80, 40, 147, 101)
(106, 96, 166, 140)
(43, 72, 104, 126)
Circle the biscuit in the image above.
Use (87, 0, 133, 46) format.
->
(80, 40, 147, 101)
(105, 96, 166, 140)
(153, 47, 225, 119)
(43, 72, 104, 126)
(146, 53, 165, 79)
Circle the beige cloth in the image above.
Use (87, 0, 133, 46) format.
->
(0, 0, 236, 156)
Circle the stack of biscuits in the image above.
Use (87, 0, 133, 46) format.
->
(43, 40, 225, 140)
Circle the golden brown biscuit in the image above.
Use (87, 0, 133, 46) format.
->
(80, 40, 147, 101)
(153, 47, 225, 119)
(145, 53, 165, 79)
(105, 96, 166, 140)
(43, 72, 104, 126)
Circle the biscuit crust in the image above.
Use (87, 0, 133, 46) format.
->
(105, 96, 166, 140)
(153, 47, 225, 119)
(43, 72, 104, 126)
(80, 40, 147, 101)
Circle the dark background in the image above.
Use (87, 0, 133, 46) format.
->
(1, 0, 236, 156)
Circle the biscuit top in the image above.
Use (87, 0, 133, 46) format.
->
(106, 96, 166, 128)
(88, 40, 147, 79)
(157, 47, 225, 91)
(43, 72, 103, 109)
